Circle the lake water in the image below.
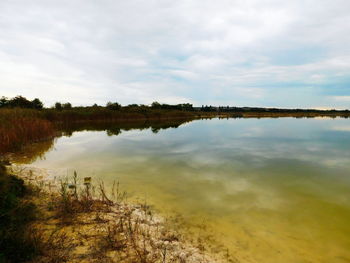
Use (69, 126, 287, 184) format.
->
(29, 118, 350, 262)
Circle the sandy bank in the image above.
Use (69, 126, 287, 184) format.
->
(9, 164, 222, 263)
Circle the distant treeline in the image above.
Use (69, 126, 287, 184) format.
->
(1, 96, 349, 114)
(0, 96, 194, 111)
(0, 96, 44, 109)
(197, 105, 350, 114)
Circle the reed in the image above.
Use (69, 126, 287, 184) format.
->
(0, 109, 55, 154)
(0, 107, 201, 154)
(42, 107, 201, 123)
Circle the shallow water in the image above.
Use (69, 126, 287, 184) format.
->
(29, 118, 350, 262)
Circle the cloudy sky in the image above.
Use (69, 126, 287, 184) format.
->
(1, 0, 350, 108)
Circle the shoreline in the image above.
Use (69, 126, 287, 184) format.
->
(8, 164, 223, 263)
(1, 107, 348, 156)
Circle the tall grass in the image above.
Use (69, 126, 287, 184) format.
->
(42, 107, 201, 122)
(0, 107, 202, 154)
(0, 109, 54, 154)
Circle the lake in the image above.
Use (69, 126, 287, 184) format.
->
(27, 117, 350, 262)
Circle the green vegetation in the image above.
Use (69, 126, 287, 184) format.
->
(0, 96, 43, 109)
(199, 105, 350, 117)
(1, 95, 349, 155)
(0, 162, 37, 263)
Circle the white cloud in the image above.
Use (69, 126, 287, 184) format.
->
(332, 96, 350, 102)
(168, 70, 198, 80)
(0, 0, 349, 107)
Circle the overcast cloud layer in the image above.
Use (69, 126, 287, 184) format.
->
(1, 0, 350, 108)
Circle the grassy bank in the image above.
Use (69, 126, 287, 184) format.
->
(0, 162, 38, 263)
(6, 165, 221, 263)
(0, 162, 218, 262)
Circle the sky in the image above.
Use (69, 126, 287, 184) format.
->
(0, 0, 350, 109)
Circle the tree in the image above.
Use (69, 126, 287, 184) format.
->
(178, 103, 193, 111)
(62, 102, 72, 109)
(151, 101, 161, 108)
(0, 97, 8, 108)
(106, 101, 121, 110)
(127, 104, 139, 108)
(8, 96, 32, 108)
(31, 98, 43, 109)
(55, 102, 62, 110)
(0, 96, 44, 109)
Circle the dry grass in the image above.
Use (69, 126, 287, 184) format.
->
(0, 107, 201, 155)
(0, 109, 55, 154)
(7, 167, 220, 263)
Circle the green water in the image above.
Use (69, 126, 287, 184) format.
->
(30, 118, 350, 262)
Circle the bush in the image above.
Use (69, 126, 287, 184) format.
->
(106, 101, 121, 110)
(0, 96, 44, 109)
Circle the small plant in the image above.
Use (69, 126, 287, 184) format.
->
(99, 220, 127, 251)
(7, 168, 217, 263)
(112, 181, 127, 205)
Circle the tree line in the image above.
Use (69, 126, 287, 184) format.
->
(1, 95, 349, 113)
(0, 96, 194, 111)
(196, 105, 350, 113)
(0, 96, 44, 109)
